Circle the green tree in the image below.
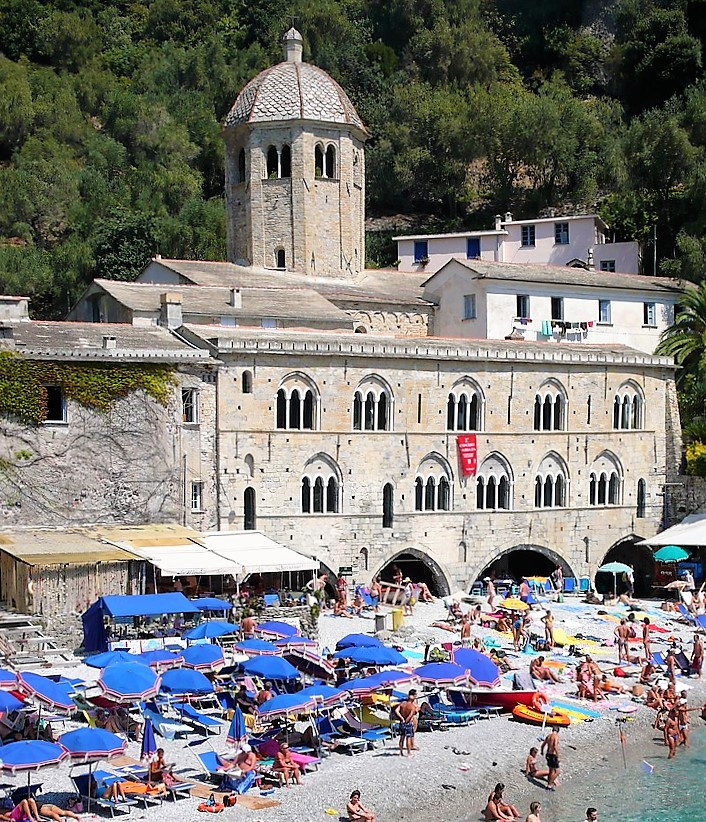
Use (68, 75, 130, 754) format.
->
(656, 282, 706, 380)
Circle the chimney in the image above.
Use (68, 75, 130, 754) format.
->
(229, 288, 242, 309)
(102, 334, 117, 350)
(283, 27, 303, 63)
(159, 292, 183, 329)
(504, 211, 513, 223)
(494, 214, 502, 231)
(587, 247, 595, 270)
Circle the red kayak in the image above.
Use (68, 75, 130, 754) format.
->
(470, 690, 539, 711)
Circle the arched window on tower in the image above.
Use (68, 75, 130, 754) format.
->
(613, 382, 644, 430)
(351, 376, 393, 432)
(244, 487, 256, 530)
(242, 370, 253, 394)
(534, 452, 569, 508)
(301, 454, 341, 514)
(238, 148, 246, 183)
(415, 453, 453, 512)
(446, 379, 483, 432)
(475, 453, 513, 510)
(325, 145, 336, 178)
(266, 146, 278, 178)
(588, 451, 623, 507)
(280, 145, 291, 178)
(314, 144, 324, 177)
(382, 483, 394, 528)
(275, 374, 320, 430)
(534, 380, 568, 431)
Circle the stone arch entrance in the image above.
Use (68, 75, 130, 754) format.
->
(376, 548, 451, 597)
(472, 544, 577, 587)
(596, 535, 653, 597)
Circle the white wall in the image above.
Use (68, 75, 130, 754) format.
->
(594, 242, 641, 275)
(501, 218, 600, 267)
(397, 234, 499, 274)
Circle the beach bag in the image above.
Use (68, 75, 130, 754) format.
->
(235, 771, 256, 795)
(224, 794, 237, 807)
(614, 667, 627, 678)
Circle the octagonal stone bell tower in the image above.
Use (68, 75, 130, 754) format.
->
(223, 28, 368, 279)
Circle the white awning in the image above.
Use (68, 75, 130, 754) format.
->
(110, 541, 242, 577)
(638, 514, 706, 548)
(201, 531, 319, 575)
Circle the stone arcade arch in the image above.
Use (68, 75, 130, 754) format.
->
(595, 535, 653, 597)
(375, 547, 451, 597)
(471, 544, 578, 588)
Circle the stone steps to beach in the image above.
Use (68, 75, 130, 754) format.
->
(0, 605, 73, 668)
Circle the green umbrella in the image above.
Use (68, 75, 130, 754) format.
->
(596, 561, 633, 597)
(654, 545, 690, 563)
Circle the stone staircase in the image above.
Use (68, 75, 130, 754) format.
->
(0, 608, 73, 668)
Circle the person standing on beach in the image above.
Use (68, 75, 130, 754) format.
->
(542, 610, 555, 648)
(691, 633, 703, 677)
(525, 801, 542, 822)
(394, 690, 420, 757)
(665, 709, 679, 759)
(541, 727, 561, 789)
(460, 613, 471, 646)
(614, 620, 630, 664)
(486, 576, 496, 609)
(642, 618, 651, 661)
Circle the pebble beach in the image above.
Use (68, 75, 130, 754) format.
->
(8, 594, 705, 822)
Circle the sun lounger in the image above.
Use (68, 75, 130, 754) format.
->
(142, 706, 191, 741)
(697, 614, 706, 632)
(677, 604, 698, 626)
(339, 709, 391, 743)
(177, 703, 223, 735)
(314, 716, 368, 755)
(110, 764, 193, 802)
(71, 773, 138, 817)
(254, 739, 322, 772)
(93, 769, 163, 809)
(427, 693, 479, 724)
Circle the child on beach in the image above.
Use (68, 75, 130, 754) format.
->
(526, 802, 542, 822)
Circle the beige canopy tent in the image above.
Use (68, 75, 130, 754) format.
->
(638, 514, 706, 548)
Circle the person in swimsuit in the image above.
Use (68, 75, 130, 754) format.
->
(526, 801, 542, 822)
(665, 709, 680, 759)
(524, 746, 549, 783)
(460, 613, 471, 645)
(614, 620, 630, 664)
(241, 613, 257, 639)
(393, 690, 420, 757)
(38, 805, 81, 822)
(484, 783, 519, 821)
(273, 743, 302, 786)
(642, 618, 651, 661)
(369, 577, 381, 612)
(530, 656, 560, 683)
(541, 728, 561, 789)
(10, 800, 40, 822)
(346, 790, 375, 822)
(542, 610, 554, 648)
(486, 577, 496, 608)
(691, 634, 703, 677)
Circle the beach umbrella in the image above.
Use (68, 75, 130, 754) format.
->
(234, 639, 283, 656)
(59, 728, 126, 764)
(17, 672, 75, 713)
(414, 662, 468, 687)
(0, 740, 66, 775)
(597, 561, 633, 597)
(193, 597, 232, 612)
(240, 655, 300, 682)
(368, 669, 418, 688)
(141, 717, 157, 761)
(298, 684, 346, 707)
(182, 644, 225, 671)
(336, 634, 382, 650)
(0, 692, 23, 714)
(332, 646, 407, 666)
(84, 650, 137, 669)
(338, 675, 380, 697)
(654, 545, 690, 563)
(284, 649, 335, 680)
(98, 662, 160, 703)
(184, 621, 239, 641)
(0, 669, 17, 690)
(275, 636, 317, 651)
(160, 667, 214, 695)
(137, 649, 183, 668)
(255, 621, 299, 640)
(257, 692, 317, 719)
(499, 597, 529, 611)
(452, 648, 501, 689)
(226, 706, 247, 746)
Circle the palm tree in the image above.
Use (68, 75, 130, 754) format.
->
(656, 282, 706, 382)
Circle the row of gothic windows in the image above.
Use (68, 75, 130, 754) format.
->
(234, 144, 338, 183)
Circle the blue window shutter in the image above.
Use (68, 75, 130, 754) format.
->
(466, 238, 480, 258)
(414, 241, 428, 262)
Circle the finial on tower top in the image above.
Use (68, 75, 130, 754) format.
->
(283, 25, 303, 63)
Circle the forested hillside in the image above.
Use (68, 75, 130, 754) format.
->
(1, 0, 706, 316)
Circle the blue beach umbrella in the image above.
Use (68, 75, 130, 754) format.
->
(256, 692, 317, 719)
(332, 646, 407, 666)
(285, 648, 335, 680)
(240, 655, 300, 682)
(275, 636, 317, 651)
(336, 634, 382, 650)
(234, 639, 283, 656)
(98, 662, 160, 703)
(184, 621, 239, 641)
(255, 621, 299, 640)
(226, 706, 247, 746)
(193, 597, 232, 612)
(182, 644, 225, 671)
(338, 675, 380, 697)
(140, 718, 157, 761)
(59, 728, 126, 764)
(0, 692, 23, 713)
(0, 669, 17, 690)
(0, 740, 67, 774)
(160, 667, 214, 695)
(452, 648, 501, 689)
(84, 650, 137, 669)
(18, 672, 75, 713)
(298, 684, 346, 707)
(137, 649, 184, 668)
(414, 662, 468, 687)
(369, 669, 418, 688)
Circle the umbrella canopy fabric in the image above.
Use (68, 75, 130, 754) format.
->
(654, 545, 690, 563)
(140, 718, 157, 761)
(0, 741, 67, 773)
(18, 672, 75, 712)
(298, 684, 346, 707)
(665, 580, 689, 590)
(226, 706, 247, 745)
(193, 597, 232, 612)
(234, 639, 283, 656)
(0, 669, 17, 690)
(84, 650, 138, 669)
(285, 649, 334, 680)
(368, 670, 418, 688)
(499, 598, 529, 611)
(256, 692, 317, 718)
(414, 662, 468, 687)
(59, 728, 126, 763)
(255, 621, 299, 640)
(137, 649, 183, 668)
(0, 692, 23, 714)
(336, 634, 382, 650)
(332, 646, 407, 666)
(338, 675, 379, 697)
(184, 621, 239, 641)
(182, 644, 225, 671)
(240, 656, 300, 681)
(597, 562, 633, 574)
(160, 667, 214, 695)
(98, 663, 160, 702)
(452, 648, 501, 689)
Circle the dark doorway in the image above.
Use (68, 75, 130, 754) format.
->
(474, 546, 574, 588)
(378, 550, 449, 596)
(595, 538, 654, 597)
(244, 487, 256, 530)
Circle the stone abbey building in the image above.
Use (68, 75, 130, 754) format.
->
(2, 29, 683, 600)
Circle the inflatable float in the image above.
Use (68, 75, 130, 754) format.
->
(512, 704, 571, 727)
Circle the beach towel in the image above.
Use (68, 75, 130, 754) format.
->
(513, 671, 534, 691)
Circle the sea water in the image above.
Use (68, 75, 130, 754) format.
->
(530, 725, 706, 821)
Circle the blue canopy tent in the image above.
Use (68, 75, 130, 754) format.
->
(82, 593, 200, 652)
(193, 597, 232, 613)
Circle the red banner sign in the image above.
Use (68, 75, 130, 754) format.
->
(457, 434, 477, 477)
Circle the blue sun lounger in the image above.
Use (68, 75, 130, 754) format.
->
(178, 703, 223, 735)
(72, 773, 138, 817)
